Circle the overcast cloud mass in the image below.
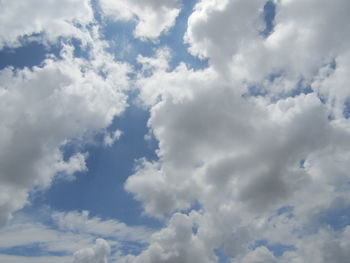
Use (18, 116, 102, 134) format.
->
(0, 0, 350, 262)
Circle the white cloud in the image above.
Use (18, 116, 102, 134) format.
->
(104, 130, 123, 147)
(117, 213, 214, 263)
(312, 50, 350, 119)
(0, 40, 130, 225)
(121, 37, 350, 261)
(73, 238, 111, 263)
(0, 209, 153, 262)
(1, 0, 350, 262)
(55, 152, 88, 180)
(185, 0, 350, 98)
(99, 0, 181, 39)
(52, 210, 152, 243)
(0, 0, 94, 48)
(0, 221, 94, 253)
(185, 0, 266, 77)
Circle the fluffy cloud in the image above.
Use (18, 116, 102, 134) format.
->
(117, 213, 214, 263)
(73, 238, 111, 263)
(0, 0, 94, 48)
(0, 40, 130, 225)
(185, 0, 265, 75)
(121, 0, 350, 260)
(186, 0, 350, 95)
(2, 0, 350, 262)
(99, 0, 180, 39)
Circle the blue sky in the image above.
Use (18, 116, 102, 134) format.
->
(0, 0, 350, 263)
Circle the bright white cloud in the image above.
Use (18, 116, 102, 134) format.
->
(99, 0, 180, 39)
(0, 40, 130, 225)
(0, 0, 94, 48)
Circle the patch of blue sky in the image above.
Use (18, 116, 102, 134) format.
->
(242, 85, 268, 98)
(158, 0, 208, 70)
(270, 79, 313, 102)
(243, 77, 313, 101)
(261, 0, 276, 37)
(276, 205, 294, 217)
(98, 0, 208, 71)
(343, 99, 350, 119)
(0, 244, 67, 257)
(299, 159, 306, 169)
(118, 241, 148, 257)
(27, 95, 161, 229)
(289, 79, 313, 97)
(0, 33, 94, 71)
(214, 247, 230, 263)
(242, 70, 310, 99)
(0, 40, 59, 70)
(318, 206, 350, 231)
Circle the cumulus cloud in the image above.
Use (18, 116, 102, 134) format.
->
(0, 38, 130, 225)
(185, 0, 265, 74)
(99, 0, 180, 39)
(2, 0, 350, 262)
(73, 238, 111, 263)
(186, 0, 350, 97)
(120, 0, 350, 261)
(125, 57, 350, 260)
(0, 0, 94, 48)
(117, 213, 214, 263)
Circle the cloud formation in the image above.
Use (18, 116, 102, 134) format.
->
(0, 38, 130, 225)
(99, 0, 180, 39)
(1, 0, 350, 262)
(121, 0, 350, 262)
(0, 0, 94, 48)
(0, 209, 152, 262)
(73, 239, 111, 263)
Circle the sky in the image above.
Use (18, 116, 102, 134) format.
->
(0, 0, 350, 262)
